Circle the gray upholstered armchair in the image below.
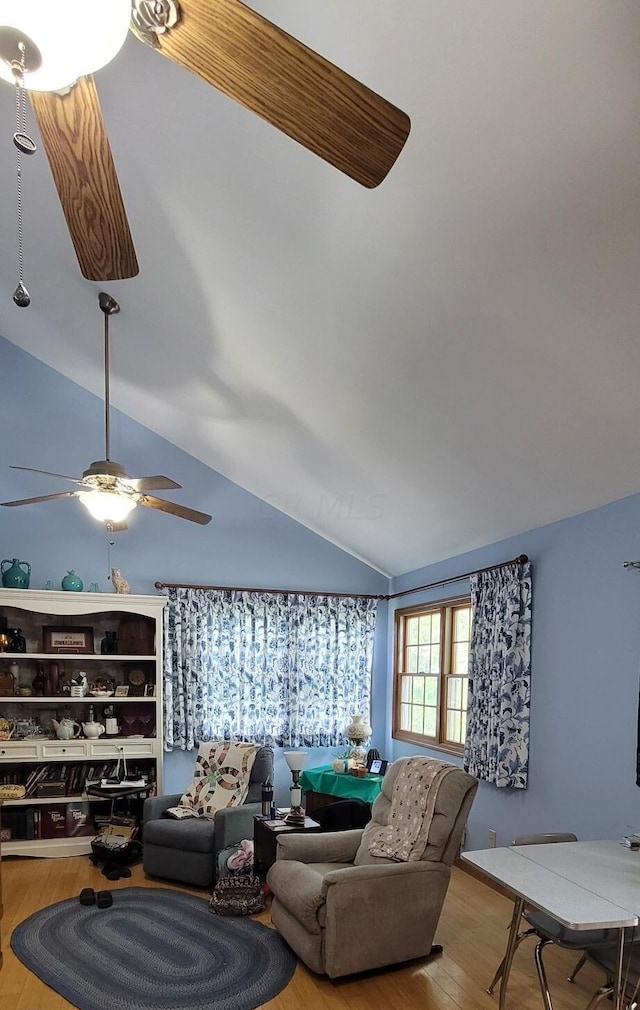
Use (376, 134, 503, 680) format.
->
(267, 757, 478, 977)
(143, 744, 273, 888)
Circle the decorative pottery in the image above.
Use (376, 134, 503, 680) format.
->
(51, 717, 81, 740)
(1, 558, 31, 589)
(44, 662, 60, 697)
(110, 568, 131, 594)
(366, 747, 381, 766)
(61, 570, 83, 592)
(81, 721, 105, 739)
(69, 672, 88, 698)
(101, 630, 118, 655)
(8, 628, 26, 652)
(32, 664, 46, 696)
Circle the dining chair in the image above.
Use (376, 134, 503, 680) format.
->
(487, 832, 618, 1010)
(582, 936, 640, 1010)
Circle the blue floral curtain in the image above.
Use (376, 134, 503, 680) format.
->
(463, 561, 532, 788)
(162, 587, 378, 751)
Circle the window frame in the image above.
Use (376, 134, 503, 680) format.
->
(392, 594, 471, 756)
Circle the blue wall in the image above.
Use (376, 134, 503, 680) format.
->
(4, 335, 640, 846)
(0, 337, 388, 801)
(389, 496, 640, 850)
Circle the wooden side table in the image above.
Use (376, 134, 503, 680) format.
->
(253, 815, 320, 878)
(299, 765, 385, 816)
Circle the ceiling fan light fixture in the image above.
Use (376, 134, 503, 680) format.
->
(0, 0, 131, 92)
(80, 489, 136, 523)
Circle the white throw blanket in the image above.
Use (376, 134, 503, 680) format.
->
(369, 757, 458, 861)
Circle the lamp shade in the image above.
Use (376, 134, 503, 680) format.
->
(284, 751, 307, 773)
(80, 490, 136, 523)
(0, 1, 131, 91)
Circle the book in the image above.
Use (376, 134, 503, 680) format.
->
(66, 802, 94, 837)
(40, 805, 67, 839)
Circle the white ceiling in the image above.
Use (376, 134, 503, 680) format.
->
(0, 1, 639, 576)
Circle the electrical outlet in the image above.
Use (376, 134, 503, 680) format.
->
(488, 829, 497, 848)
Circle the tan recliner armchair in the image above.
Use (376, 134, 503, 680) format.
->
(267, 757, 478, 978)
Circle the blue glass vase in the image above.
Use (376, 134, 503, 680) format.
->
(1, 559, 31, 589)
(61, 570, 83, 592)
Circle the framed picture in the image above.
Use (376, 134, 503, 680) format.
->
(43, 626, 94, 655)
(114, 685, 129, 697)
(144, 684, 155, 697)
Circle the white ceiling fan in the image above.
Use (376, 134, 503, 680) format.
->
(1, 291, 213, 528)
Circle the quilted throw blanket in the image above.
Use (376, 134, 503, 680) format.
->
(369, 757, 458, 861)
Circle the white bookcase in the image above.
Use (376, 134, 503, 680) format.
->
(0, 589, 166, 857)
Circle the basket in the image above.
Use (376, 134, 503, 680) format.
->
(91, 833, 142, 866)
(209, 874, 265, 916)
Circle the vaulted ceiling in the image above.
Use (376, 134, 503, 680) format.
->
(0, 1, 639, 576)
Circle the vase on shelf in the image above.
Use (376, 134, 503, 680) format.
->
(8, 628, 26, 653)
(101, 630, 118, 655)
(32, 663, 46, 696)
(1, 558, 30, 589)
(61, 570, 83, 592)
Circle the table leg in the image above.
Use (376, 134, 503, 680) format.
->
(499, 896, 525, 1010)
(613, 926, 626, 1010)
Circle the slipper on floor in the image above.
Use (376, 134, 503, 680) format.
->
(79, 888, 96, 906)
(97, 890, 113, 908)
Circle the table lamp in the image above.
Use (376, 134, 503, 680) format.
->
(284, 751, 307, 825)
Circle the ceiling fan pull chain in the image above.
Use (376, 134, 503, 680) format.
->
(11, 43, 36, 309)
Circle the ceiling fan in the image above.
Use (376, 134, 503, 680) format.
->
(0, 1, 411, 283)
(1, 290, 213, 528)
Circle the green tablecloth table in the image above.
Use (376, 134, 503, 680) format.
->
(299, 764, 385, 815)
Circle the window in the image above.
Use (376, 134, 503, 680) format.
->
(393, 596, 471, 753)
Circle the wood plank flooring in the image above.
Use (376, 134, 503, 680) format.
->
(0, 856, 606, 1010)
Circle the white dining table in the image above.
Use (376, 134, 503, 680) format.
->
(462, 840, 640, 1010)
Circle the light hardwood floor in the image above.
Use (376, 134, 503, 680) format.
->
(0, 856, 606, 1010)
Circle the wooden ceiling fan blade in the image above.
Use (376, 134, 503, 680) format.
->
(10, 465, 86, 486)
(126, 476, 182, 492)
(1, 491, 80, 507)
(29, 76, 139, 280)
(139, 494, 212, 525)
(152, 0, 410, 188)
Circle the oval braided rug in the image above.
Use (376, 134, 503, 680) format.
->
(11, 886, 297, 1010)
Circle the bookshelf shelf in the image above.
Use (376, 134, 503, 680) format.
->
(0, 590, 166, 857)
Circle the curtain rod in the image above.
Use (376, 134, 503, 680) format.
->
(155, 555, 528, 602)
(386, 554, 529, 600)
(154, 581, 386, 601)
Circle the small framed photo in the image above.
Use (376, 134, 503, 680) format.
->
(114, 685, 129, 697)
(367, 756, 388, 776)
(43, 626, 94, 655)
(144, 684, 155, 697)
